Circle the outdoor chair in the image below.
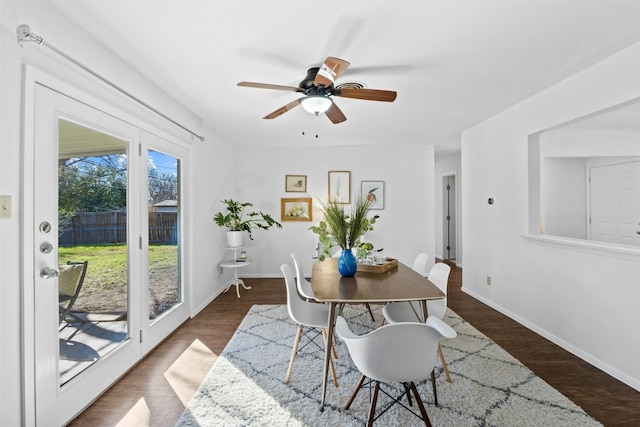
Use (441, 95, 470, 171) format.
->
(58, 260, 88, 325)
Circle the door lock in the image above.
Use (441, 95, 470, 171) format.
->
(40, 267, 59, 279)
(40, 242, 53, 254)
(39, 221, 52, 234)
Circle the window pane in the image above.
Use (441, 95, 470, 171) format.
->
(148, 149, 181, 321)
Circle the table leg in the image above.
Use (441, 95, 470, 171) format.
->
(238, 278, 252, 290)
(223, 269, 252, 298)
(235, 278, 252, 298)
(419, 300, 428, 322)
(320, 302, 337, 411)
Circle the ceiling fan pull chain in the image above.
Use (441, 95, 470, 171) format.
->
(301, 107, 306, 136)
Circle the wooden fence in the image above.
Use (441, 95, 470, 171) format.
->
(59, 211, 177, 246)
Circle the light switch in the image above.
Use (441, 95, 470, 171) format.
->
(0, 195, 12, 219)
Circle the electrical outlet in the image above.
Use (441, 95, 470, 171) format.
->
(0, 195, 11, 219)
(486, 275, 492, 286)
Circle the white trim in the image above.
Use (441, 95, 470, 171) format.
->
(20, 64, 37, 427)
(521, 234, 640, 261)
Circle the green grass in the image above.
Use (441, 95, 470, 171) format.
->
(59, 244, 179, 315)
(59, 244, 128, 290)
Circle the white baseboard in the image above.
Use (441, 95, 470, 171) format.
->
(461, 286, 640, 392)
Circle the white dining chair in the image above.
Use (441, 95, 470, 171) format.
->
(335, 315, 457, 426)
(382, 262, 453, 382)
(281, 264, 338, 386)
(378, 252, 430, 327)
(291, 252, 317, 301)
(412, 252, 430, 276)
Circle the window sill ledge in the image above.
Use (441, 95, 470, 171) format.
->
(521, 234, 640, 261)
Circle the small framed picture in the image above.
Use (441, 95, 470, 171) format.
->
(285, 175, 307, 192)
(328, 171, 350, 204)
(361, 181, 385, 209)
(281, 198, 313, 221)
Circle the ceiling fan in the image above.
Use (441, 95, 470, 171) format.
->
(237, 57, 397, 124)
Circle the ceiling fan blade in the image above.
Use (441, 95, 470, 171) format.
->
(347, 64, 419, 75)
(335, 88, 397, 102)
(325, 102, 347, 124)
(314, 57, 351, 87)
(263, 99, 302, 119)
(238, 81, 304, 93)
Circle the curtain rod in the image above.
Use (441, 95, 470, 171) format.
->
(16, 24, 206, 143)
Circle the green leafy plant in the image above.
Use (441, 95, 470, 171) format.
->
(355, 241, 384, 261)
(213, 199, 282, 240)
(310, 196, 379, 261)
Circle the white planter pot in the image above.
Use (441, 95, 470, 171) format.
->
(226, 231, 244, 248)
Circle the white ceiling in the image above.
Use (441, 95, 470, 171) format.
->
(50, 0, 640, 156)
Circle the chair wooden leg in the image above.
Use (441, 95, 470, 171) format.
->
(431, 369, 438, 407)
(285, 326, 302, 383)
(410, 382, 433, 427)
(345, 374, 367, 409)
(379, 302, 388, 326)
(329, 352, 338, 387)
(438, 343, 452, 383)
(322, 329, 339, 387)
(323, 328, 338, 359)
(367, 381, 380, 427)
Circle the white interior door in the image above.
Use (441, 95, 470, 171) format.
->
(32, 84, 143, 425)
(589, 161, 640, 246)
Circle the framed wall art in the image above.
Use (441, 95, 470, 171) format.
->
(361, 180, 385, 209)
(285, 175, 307, 192)
(328, 171, 350, 204)
(281, 197, 312, 221)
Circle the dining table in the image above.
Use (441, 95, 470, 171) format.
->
(310, 258, 446, 411)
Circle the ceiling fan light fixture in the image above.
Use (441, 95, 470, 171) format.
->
(300, 95, 332, 115)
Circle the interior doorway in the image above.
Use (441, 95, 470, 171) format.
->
(443, 175, 457, 261)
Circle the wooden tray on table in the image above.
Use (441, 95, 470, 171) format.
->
(357, 258, 398, 273)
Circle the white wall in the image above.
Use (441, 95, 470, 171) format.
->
(462, 42, 640, 391)
(217, 143, 437, 284)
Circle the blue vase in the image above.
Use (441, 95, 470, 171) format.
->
(338, 249, 358, 277)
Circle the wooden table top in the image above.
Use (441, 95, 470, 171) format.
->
(310, 258, 445, 303)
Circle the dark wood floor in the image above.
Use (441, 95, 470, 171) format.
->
(70, 262, 640, 426)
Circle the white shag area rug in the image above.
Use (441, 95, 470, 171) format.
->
(176, 304, 601, 427)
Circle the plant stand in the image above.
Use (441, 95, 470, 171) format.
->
(219, 247, 252, 298)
